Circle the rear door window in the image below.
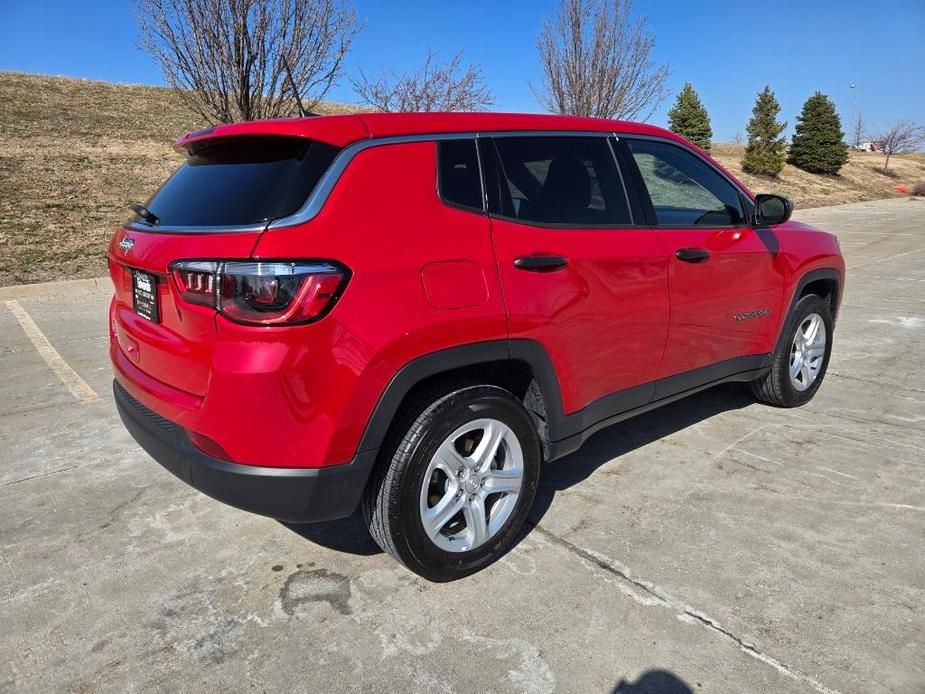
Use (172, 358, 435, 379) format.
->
(490, 136, 631, 226)
(437, 139, 484, 211)
(138, 137, 339, 228)
(625, 139, 745, 227)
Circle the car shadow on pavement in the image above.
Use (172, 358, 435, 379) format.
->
(284, 383, 754, 558)
(282, 510, 383, 556)
(526, 383, 755, 529)
(612, 669, 694, 693)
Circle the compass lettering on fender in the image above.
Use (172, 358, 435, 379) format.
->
(734, 308, 772, 321)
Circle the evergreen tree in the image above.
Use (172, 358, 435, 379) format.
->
(787, 92, 849, 174)
(667, 83, 712, 150)
(742, 86, 787, 176)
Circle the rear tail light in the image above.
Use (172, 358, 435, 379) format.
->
(109, 259, 132, 292)
(169, 260, 348, 325)
(172, 261, 219, 306)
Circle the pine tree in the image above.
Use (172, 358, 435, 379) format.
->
(787, 92, 849, 174)
(667, 83, 712, 150)
(742, 86, 787, 176)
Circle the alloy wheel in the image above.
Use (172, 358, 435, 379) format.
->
(789, 313, 827, 391)
(419, 418, 524, 552)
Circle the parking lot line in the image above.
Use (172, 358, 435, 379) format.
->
(4, 299, 101, 404)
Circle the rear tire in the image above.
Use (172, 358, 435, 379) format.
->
(752, 294, 833, 407)
(363, 381, 540, 582)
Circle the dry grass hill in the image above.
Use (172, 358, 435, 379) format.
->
(710, 143, 925, 209)
(1, 71, 923, 286)
(0, 72, 355, 286)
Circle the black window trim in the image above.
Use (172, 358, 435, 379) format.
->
(618, 134, 755, 229)
(435, 138, 489, 216)
(477, 138, 503, 216)
(127, 129, 757, 234)
(481, 133, 643, 231)
(127, 137, 343, 234)
(610, 137, 651, 225)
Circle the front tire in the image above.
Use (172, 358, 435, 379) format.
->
(363, 382, 540, 582)
(752, 293, 833, 407)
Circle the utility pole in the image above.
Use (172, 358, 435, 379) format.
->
(849, 84, 859, 148)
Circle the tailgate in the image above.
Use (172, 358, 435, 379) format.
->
(109, 229, 261, 396)
(107, 134, 341, 397)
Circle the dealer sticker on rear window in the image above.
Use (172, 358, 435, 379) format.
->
(132, 270, 159, 323)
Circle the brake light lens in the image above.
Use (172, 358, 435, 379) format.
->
(169, 260, 347, 325)
(172, 261, 219, 306)
(108, 259, 132, 292)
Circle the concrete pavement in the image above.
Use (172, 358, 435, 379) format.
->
(1, 198, 923, 693)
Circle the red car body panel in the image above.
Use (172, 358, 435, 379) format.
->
(110, 112, 845, 489)
(490, 217, 669, 413)
(654, 225, 786, 377)
(771, 220, 846, 314)
(111, 139, 508, 468)
(250, 141, 508, 466)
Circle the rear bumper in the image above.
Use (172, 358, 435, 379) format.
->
(114, 380, 378, 523)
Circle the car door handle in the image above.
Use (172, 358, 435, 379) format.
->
(513, 255, 569, 272)
(675, 247, 711, 263)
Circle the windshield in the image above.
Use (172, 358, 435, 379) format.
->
(136, 136, 339, 228)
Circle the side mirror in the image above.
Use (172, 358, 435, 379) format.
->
(754, 194, 794, 226)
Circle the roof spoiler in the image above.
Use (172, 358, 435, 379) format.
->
(174, 59, 318, 151)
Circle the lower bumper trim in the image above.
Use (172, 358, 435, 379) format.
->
(113, 380, 377, 523)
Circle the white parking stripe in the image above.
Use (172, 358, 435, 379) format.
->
(4, 299, 101, 404)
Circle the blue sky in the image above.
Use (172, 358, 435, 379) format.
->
(1, 0, 923, 140)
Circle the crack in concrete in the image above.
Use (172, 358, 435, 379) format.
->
(828, 371, 925, 394)
(530, 523, 664, 599)
(528, 522, 841, 694)
(1, 464, 80, 487)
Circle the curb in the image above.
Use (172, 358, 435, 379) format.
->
(0, 277, 110, 300)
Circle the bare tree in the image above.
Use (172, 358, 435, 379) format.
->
(732, 130, 744, 145)
(135, 0, 361, 123)
(876, 121, 923, 170)
(851, 111, 864, 149)
(353, 50, 492, 112)
(534, 0, 669, 120)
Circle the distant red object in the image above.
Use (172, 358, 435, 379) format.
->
(895, 185, 909, 193)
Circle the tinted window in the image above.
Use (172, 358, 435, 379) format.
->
(626, 139, 744, 227)
(139, 137, 339, 228)
(437, 139, 484, 211)
(492, 136, 631, 226)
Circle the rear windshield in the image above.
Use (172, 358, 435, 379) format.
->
(137, 137, 339, 228)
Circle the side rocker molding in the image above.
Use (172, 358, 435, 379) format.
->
(357, 338, 773, 466)
(546, 354, 771, 460)
(508, 342, 770, 460)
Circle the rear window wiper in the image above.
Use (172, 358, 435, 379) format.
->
(131, 203, 160, 226)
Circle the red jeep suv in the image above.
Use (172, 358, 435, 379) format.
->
(109, 113, 844, 580)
